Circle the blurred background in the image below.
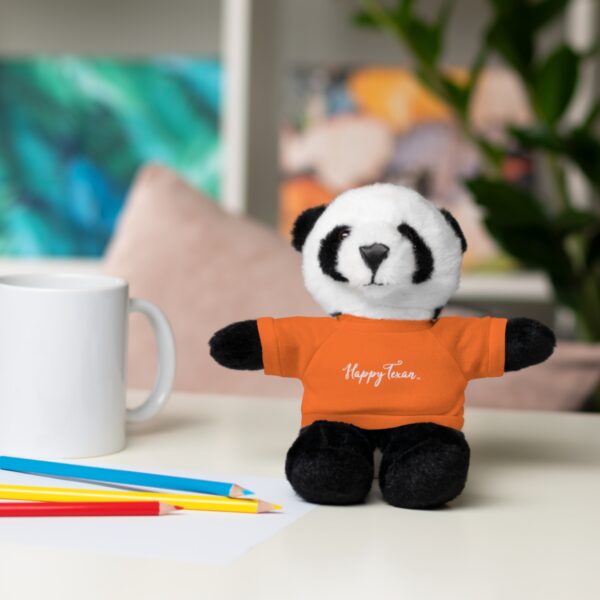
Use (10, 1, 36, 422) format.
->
(0, 0, 599, 411)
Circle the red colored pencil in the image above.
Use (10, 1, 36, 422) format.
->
(0, 501, 180, 517)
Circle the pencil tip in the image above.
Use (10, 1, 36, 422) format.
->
(230, 485, 255, 498)
(159, 503, 181, 515)
(229, 484, 243, 498)
(257, 500, 283, 513)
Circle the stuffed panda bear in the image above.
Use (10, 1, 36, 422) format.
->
(209, 184, 556, 509)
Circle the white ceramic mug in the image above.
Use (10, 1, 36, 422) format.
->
(0, 273, 176, 458)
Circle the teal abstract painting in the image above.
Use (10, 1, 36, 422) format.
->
(0, 56, 222, 256)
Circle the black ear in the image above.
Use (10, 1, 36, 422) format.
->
(439, 208, 467, 253)
(291, 205, 327, 252)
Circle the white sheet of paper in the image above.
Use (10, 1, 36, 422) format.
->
(0, 469, 315, 564)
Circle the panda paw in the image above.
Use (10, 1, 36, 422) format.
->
(379, 423, 470, 509)
(209, 320, 263, 370)
(505, 318, 556, 372)
(285, 421, 374, 505)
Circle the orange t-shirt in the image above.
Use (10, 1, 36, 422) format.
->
(257, 314, 506, 430)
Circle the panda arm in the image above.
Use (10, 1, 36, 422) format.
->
(209, 320, 263, 370)
(504, 318, 556, 372)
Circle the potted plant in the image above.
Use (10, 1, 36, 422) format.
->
(354, 0, 600, 408)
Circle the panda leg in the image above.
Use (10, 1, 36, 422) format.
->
(285, 420, 375, 505)
(378, 423, 470, 509)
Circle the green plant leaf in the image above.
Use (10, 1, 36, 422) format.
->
(439, 74, 469, 115)
(509, 125, 563, 152)
(465, 47, 488, 101)
(554, 209, 599, 234)
(531, 0, 571, 29)
(353, 10, 378, 29)
(402, 19, 442, 66)
(510, 124, 600, 192)
(356, 1, 444, 66)
(485, 13, 534, 76)
(532, 45, 579, 124)
(587, 232, 600, 267)
(394, 0, 415, 24)
(564, 129, 600, 190)
(436, 0, 455, 31)
(581, 100, 600, 131)
(466, 177, 549, 226)
(467, 176, 574, 294)
(488, 0, 522, 12)
(484, 0, 570, 77)
(484, 217, 574, 292)
(414, 65, 439, 94)
(489, 0, 569, 30)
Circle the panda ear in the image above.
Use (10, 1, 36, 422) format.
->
(291, 205, 327, 252)
(439, 208, 467, 253)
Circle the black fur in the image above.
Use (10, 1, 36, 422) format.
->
(209, 320, 263, 370)
(377, 423, 470, 509)
(397, 223, 434, 284)
(286, 420, 470, 508)
(286, 421, 374, 505)
(318, 226, 350, 282)
(505, 317, 556, 372)
(439, 208, 468, 253)
(291, 205, 327, 252)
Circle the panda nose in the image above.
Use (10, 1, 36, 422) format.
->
(359, 243, 390, 273)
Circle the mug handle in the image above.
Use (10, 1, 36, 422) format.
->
(126, 298, 176, 423)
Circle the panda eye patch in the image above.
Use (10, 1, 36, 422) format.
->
(397, 223, 434, 284)
(318, 225, 351, 282)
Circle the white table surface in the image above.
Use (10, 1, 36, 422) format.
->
(0, 391, 599, 600)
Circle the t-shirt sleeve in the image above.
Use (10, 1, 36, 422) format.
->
(256, 317, 336, 379)
(431, 316, 507, 380)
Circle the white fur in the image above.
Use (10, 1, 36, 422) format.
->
(302, 184, 463, 320)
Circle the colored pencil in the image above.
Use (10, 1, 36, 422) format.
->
(0, 501, 179, 517)
(0, 484, 281, 514)
(0, 456, 253, 498)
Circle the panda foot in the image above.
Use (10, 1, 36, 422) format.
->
(285, 420, 374, 505)
(378, 423, 470, 509)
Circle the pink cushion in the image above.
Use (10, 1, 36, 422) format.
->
(104, 164, 600, 411)
(467, 340, 600, 411)
(103, 164, 320, 397)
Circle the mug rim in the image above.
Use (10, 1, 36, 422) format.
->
(0, 272, 128, 293)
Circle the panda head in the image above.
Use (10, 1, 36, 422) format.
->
(291, 184, 467, 320)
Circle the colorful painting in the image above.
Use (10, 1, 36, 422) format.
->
(0, 56, 221, 256)
(280, 66, 535, 271)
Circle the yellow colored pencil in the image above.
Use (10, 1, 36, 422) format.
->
(0, 484, 281, 514)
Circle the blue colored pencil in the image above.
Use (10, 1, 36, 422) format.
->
(0, 456, 254, 498)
